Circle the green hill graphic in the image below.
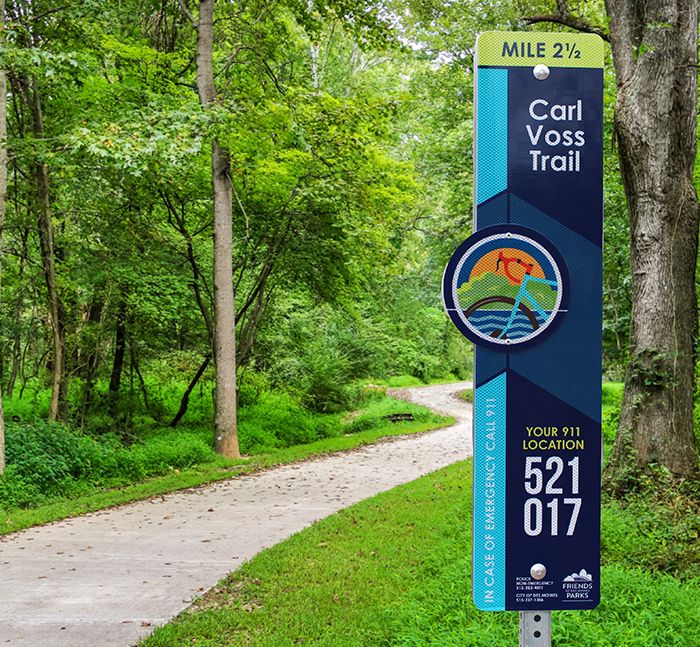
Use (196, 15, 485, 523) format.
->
(457, 271, 557, 311)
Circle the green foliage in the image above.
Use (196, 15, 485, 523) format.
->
(386, 375, 424, 387)
(0, 390, 451, 523)
(239, 392, 340, 452)
(343, 396, 441, 434)
(0, 420, 216, 508)
(602, 381, 624, 408)
(3, 387, 52, 421)
(602, 382, 624, 449)
(5, 421, 113, 494)
(1, 0, 467, 463)
(297, 344, 357, 414)
(0, 384, 343, 507)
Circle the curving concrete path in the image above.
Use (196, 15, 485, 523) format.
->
(0, 382, 472, 647)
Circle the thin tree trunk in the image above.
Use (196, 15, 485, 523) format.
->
(108, 295, 127, 412)
(0, 0, 7, 472)
(310, 42, 320, 89)
(160, 190, 213, 342)
(80, 301, 103, 426)
(604, 0, 700, 482)
(169, 354, 211, 427)
(194, 0, 240, 458)
(37, 164, 65, 423)
(237, 265, 273, 365)
(130, 345, 154, 420)
(6, 226, 28, 398)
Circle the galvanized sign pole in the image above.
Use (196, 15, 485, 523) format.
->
(520, 611, 551, 646)
(442, 32, 604, 643)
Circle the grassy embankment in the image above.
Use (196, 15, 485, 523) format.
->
(144, 382, 700, 646)
(0, 385, 452, 536)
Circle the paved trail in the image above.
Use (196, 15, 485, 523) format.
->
(0, 382, 472, 647)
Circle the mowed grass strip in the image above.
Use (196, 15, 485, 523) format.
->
(143, 461, 700, 647)
(0, 397, 452, 536)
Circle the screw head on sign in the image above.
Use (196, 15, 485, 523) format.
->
(533, 64, 550, 80)
(530, 563, 547, 580)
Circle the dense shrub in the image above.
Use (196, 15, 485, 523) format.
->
(255, 298, 471, 407)
(5, 421, 113, 490)
(238, 392, 340, 453)
(297, 345, 356, 413)
(0, 421, 217, 509)
(237, 422, 280, 454)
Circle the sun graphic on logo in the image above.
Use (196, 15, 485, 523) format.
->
(469, 248, 546, 285)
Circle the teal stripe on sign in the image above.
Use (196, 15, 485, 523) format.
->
(472, 372, 506, 610)
(476, 68, 508, 205)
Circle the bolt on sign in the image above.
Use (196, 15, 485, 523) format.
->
(442, 32, 604, 611)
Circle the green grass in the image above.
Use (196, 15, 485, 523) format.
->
(143, 461, 700, 647)
(370, 374, 469, 388)
(457, 388, 473, 403)
(0, 396, 452, 536)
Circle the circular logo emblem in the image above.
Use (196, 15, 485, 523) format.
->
(442, 225, 568, 349)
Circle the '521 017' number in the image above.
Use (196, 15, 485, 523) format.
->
(523, 456, 581, 537)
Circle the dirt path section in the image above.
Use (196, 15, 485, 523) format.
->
(0, 382, 472, 647)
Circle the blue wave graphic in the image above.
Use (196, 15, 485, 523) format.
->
(466, 309, 551, 340)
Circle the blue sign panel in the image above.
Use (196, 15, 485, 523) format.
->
(443, 32, 604, 611)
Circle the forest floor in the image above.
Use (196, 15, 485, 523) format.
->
(0, 381, 472, 647)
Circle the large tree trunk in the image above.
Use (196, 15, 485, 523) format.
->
(194, 0, 240, 458)
(605, 0, 700, 481)
(0, 0, 7, 472)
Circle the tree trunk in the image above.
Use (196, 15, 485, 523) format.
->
(17, 75, 65, 422)
(36, 157, 65, 423)
(169, 354, 211, 427)
(604, 0, 700, 482)
(108, 295, 127, 413)
(0, 0, 7, 472)
(194, 0, 240, 458)
(130, 345, 154, 421)
(6, 226, 28, 398)
(80, 301, 103, 426)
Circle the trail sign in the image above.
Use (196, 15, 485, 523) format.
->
(442, 32, 604, 612)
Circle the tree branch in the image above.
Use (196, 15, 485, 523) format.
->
(224, 45, 286, 95)
(177, 0, 196, 28)
(29, 5, 70, 23)
(523, 11, 610, 43)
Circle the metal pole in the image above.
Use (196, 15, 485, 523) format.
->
(519, 611, 551, 647)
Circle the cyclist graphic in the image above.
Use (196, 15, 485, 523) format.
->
(496, 250, 533, 281)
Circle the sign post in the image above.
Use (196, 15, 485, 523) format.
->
(442, 32, 604, 642)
